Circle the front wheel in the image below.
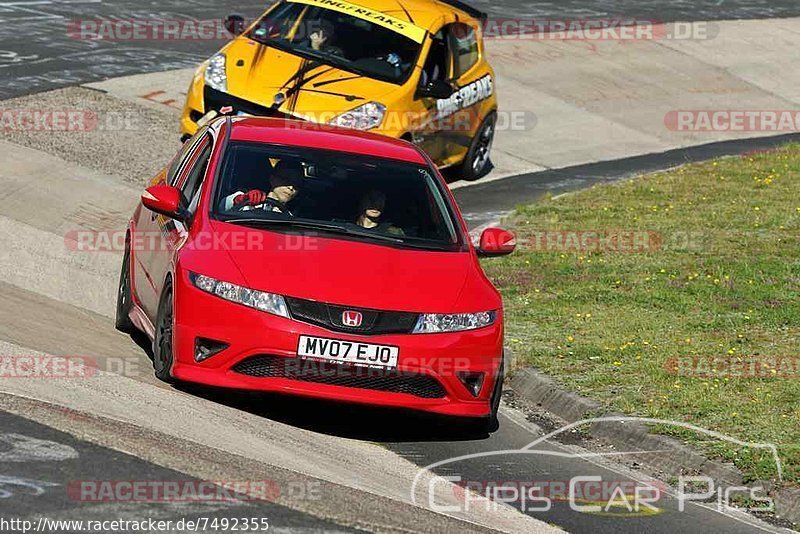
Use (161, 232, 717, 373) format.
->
(457, 112, 497, 182)
(153, 280, 176, 383)
(114, 243, 136, 334)
(485, 362, 504, 433)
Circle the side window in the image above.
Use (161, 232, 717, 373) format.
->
(180, 141, 212, 215)
(420, 29, 451, 86)
(167, 127, 208, 186)
(449, 23, 479, 78)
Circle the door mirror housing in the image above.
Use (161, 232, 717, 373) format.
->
(417, 80, 454, 100)
(224, 13, 246, 37)
(477, 228, 516, 257)
(141, 185, 189, 222)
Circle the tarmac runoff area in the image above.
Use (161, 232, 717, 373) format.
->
(0, 15, 799, 534)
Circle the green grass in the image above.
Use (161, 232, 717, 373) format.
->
(483, 145, 800, 484)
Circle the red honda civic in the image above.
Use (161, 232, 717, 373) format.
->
(116, 116, 515, 432)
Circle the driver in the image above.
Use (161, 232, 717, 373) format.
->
(309, 19, 342, 55)
(224, 160, 304, 215)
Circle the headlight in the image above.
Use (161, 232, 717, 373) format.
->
(190, 273, 289, 318)
(412, 311, 497, 334)
(329, 102, 386, 130)
(205, 53, 227, 92)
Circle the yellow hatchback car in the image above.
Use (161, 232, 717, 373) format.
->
(181, 0, 498, 180)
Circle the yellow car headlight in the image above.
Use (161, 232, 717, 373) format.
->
(205, 53, 227, 93)
(329, 102, 386, 130)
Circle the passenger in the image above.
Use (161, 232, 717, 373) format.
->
(355, 190, 404, 236)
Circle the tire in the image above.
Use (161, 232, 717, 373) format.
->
(485, 361, 504, 433)
(457, 112, 497, 182)
(153, 279, 177, 383)
(114, 243, 137, 334)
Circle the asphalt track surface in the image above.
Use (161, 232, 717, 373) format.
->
(2, 0, 800, 99)
(0, 1, 798, 534)
(0, 411, 354, 533)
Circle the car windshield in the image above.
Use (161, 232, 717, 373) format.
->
(213, 141, 464, 251)
(246, 1, 422, 84)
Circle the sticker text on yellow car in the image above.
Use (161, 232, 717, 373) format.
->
(436, 75, 494, 118)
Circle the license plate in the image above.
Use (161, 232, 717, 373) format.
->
(297, 336, 399, 369)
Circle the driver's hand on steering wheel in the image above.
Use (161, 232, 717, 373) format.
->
(233, 189, 267, 207)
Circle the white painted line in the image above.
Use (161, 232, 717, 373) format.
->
(0, 433, 79, 462)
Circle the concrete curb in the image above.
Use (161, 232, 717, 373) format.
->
(507, 368, 798, 524)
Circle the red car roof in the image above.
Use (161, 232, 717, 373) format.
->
(226, 117, 428, 165)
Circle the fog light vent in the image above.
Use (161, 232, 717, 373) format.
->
(195, 338, 229, 362)
(457, 371, 485, 397)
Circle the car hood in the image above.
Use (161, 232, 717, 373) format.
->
(219, 38, 401, 119)
(210, 221, 472, 313)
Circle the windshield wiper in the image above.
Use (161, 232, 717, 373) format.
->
(384, 239, 458, 252)
(222, 218, 405, 244)
(252, 37, 392, 84)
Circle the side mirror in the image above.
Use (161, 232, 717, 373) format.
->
(478, 228, 516, 257)
(417, 80, 454, 100)
(141, 185, 188, 222)
(224, 13, 246, 37)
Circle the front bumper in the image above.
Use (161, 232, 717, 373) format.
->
(171, 272, 503, 418)
(181, 85, 295, 137)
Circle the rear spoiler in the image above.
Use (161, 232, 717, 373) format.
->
(436, 0, 488, 22)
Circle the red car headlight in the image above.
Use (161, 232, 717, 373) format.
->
(190, 273, 290, 319)
(411, 311, 497, 334)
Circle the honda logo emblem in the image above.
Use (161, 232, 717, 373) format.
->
(342, 311, 363, 328)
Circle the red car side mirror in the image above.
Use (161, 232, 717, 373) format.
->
(478, 228, 516, 257)
(141, 185, 188, 222)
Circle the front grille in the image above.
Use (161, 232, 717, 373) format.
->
(203, 86, 288, 118)
(232, 355, 447, 399)
(285, 297, 419, 336)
